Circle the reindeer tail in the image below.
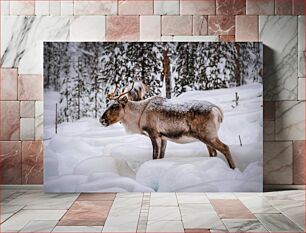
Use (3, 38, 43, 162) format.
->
(214, 106, 224, 123)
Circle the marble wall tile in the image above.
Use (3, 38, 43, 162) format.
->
(161, 35, 174, 41)
(162, 16, 192, 36)
(18, 75, 43, 100)
(193, 16, 208, 36)
(70, 16, 106, 41)
(298, 78, 305, 100)
(0, 68, 18, 100)
(263, 101, 275, 120)
(154, 0, 179, 15)
(180, 0, 215, 15)
(61, 1, 74, 16)
(20, 101, 35, 118)
(246, 0, 274, 15)
(1, 0, 10, 15)
(172, 36, 219, 42)
(50, 1, 61, 16)
(275, 101, 305, 140)
(260, 16, 298, 100)
(293, 0, 305, 15)
(219, 35, 235, 41)
(106, 16, 139, 41)
(0, 101, 20, 140)
(216, 0, 246, 15)
(263, 121, 275, 141)
(74, 1, 117, 15)
(298, 16, 305, 78)
(263, 141, 293, 184)
(35, 1, 50, 15)
(10, 1, 35, 15)
(22, 141, 43, 184)
(20, 118, 35, 140)
(275, 0, 293, 15)
(0, 141, 22, 184)
(235, 15, 258, 41)
(1, 16, 70, 74)
(293, 141, 305, 185)
(140, 16, 161, 41)
(119, 0, 153, 15)
(208, 16, 235, 35)
(35, 101, 43, 140)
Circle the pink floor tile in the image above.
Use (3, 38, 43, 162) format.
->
(210, 199, 256, 219)
(58, 200, 113, 226)
(77, 193, 116, 201)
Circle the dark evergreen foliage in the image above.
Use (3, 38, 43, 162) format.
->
(44, 42, 262, 123)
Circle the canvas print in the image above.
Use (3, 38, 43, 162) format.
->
(44, 42, 263, 192)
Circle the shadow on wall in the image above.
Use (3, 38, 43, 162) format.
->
(263, 45, 277, 100)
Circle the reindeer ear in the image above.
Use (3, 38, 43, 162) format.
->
(119, 96, 128, 105)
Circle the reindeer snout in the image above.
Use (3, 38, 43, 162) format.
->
(99, 117, 109, 127)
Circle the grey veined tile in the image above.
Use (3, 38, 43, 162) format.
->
(268, 200, 305, 231)
(260, 16, 298, 100)
(262, 190, 305, 201)
(1, 16, 70, 75)
(275, 101, 305, 140)
(52, 226, 103, 232)
(0, 209, 66, 232)
(298, 16, 305, 78)
(238, 196, 279, 214)
(1, 204, 25, 223)
(20, 220, 58, 232)
(223, 219, 269, 232)
(256, 214, 304, 232)
(263, 141, 293, 185)
(6, 191, 79, 210)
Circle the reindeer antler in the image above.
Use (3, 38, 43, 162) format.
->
(107, 84, 119, 100)
(110, 82, 135, 101)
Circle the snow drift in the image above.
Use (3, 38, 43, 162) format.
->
(44, 83, 263, 192)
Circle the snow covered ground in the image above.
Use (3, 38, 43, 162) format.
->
(44, 83, 263, 192)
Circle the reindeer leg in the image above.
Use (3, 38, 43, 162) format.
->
(199, 137, 235, 169)
(207, 138, 235, 169)
(148, 134, 161, 160)
(206, 145, 217, 157)
(159, 139, 167, 159)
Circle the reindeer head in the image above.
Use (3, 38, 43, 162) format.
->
(100, 83, 134, 127)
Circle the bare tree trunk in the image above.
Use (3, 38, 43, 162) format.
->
(234, 44, 241, 86)
(163, 48, 171, 99)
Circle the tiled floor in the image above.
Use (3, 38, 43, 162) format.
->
(0, 189, 304, 232)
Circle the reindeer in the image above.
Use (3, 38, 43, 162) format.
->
(100, 85, 235, 169)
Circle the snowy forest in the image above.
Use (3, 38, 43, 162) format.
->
(44, 42, 263, 124)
